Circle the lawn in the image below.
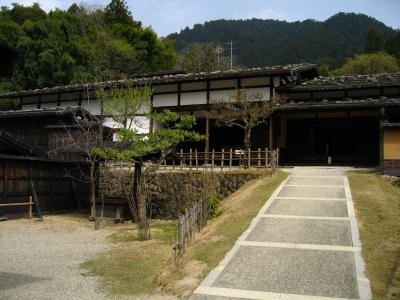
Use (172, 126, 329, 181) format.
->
(82, 170, 287, 298)
(348, 171, 400, 300)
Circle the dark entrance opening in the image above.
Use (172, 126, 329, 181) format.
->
(284, 116, 379, 166)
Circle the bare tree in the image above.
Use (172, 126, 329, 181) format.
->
(211, 89, 286, 149)
(56, 109, 109, 224)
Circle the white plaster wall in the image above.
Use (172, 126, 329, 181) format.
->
(273, 76, 280, 87)
(244, 87, 270, 101)
(153, 94, 178, 107)
(58, 100, 80, 108)
(40, 102, 58, 109)
(81, 99, 102, 115)
(210, 90, 235, 102)
(21, 104, 38, 110)
(181, 92, 207, 105)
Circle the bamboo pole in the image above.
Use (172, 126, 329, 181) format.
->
(258, 148, 261, 167)
(248, 148, 251, 167)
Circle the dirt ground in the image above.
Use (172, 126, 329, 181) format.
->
(0, 214, 177, 300)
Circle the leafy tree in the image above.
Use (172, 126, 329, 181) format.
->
(386, 31, 400, 60)
(93, 83, 204, 240)
(333, 52, 399, 75)
(168, 13, 395, 69)
(176, 42, 231, 72)
(365, 27, 385, 53)
(0, 2, 177, 92)
(104, 0, 134, 25)
(211, 90, 285, 150)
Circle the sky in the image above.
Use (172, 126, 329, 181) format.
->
(2, 0, 400, 37)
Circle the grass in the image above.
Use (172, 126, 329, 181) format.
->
(348, 171, 400, 300)
(82, 170, 288, 298)
(82, 220, 181, 296)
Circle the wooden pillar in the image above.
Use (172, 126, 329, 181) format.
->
(205, 117, 210, 152)
(379, 107, 385, 174)
(269, 116, 274, 150)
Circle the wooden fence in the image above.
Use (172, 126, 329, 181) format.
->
(0, 155, 90, 218)
(176, 196, 209, 257)
(163, 148, 279, 171)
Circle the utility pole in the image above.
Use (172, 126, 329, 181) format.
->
(229, 40, 233, 70)
(215, 43, 223, 70)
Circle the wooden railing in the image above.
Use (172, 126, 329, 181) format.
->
(0, 196, 34, 219)
(163, 148, 279, 171)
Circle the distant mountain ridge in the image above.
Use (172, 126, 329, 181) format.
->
(167, 13, 396, 68)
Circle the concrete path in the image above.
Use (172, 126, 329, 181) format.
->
(191, 167, 372, 300)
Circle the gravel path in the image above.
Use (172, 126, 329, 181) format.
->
(0, 215, 173, 300)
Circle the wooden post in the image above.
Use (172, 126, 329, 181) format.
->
(178, 215, 184, 256)
(265, 148, 268, 168)
(221, 149, 225, 170)
(28, 196, 32, 219)
(229, 149, 233, 170)
(195, 149, 198, 170)
(258, 148, 261, 167)
(248, 148, 251, 167)
(276, 148, 280, 167)
(212, 149, 215, 170)
(205, 117, 210, 153)
(180, 149, 183, 170)
(189, 148, 192, 169)
(269, 116, 273, 150)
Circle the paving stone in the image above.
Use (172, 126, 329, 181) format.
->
(286, 176, 344, 186)
(191, 294, 247, 300)
(267, 198, 349, 217)
(278, 185, 346, 199)
(213, 246, 359, 299)
(246, 218, 352, 246)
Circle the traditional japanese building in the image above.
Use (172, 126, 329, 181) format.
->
(0, 64, 399, 176)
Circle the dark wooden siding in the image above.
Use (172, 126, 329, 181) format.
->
(0, 157, 90, 218)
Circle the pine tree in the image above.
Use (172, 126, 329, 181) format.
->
(365, 27, 385, 53)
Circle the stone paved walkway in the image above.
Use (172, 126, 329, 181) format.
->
(191, 167, 372, 300)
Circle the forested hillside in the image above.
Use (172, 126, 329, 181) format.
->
(0, 1, 176, 92)
(168, 13, 396, 69)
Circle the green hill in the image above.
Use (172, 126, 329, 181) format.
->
(167, 13, 396, 68)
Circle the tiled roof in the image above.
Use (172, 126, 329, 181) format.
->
(0, 106, 92, 118)
(284, 73, 400, 91)
(279, 97, 400, 110)
(0, 63, 317, 99)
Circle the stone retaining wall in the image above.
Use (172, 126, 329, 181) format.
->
(98, 169, 264, 218)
